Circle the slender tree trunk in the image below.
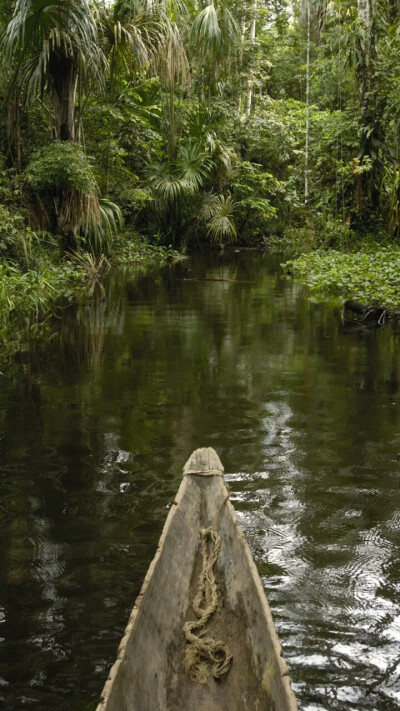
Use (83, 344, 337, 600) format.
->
(237, 18, 246, 112)
(6, 96, 23, 168)
(304, 0, 310, 207)
(75, 65, 82, 143)
(244, 0, 257, 116)
(355, 0, 383, 219)
(168, 80, 176, 162)
(357, 0, 369, 25)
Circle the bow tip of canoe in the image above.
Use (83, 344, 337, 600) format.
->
(183, 447, 224, 476)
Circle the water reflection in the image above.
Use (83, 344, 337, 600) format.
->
(0, 252, 400, 710)
(61, 299, 106, 369)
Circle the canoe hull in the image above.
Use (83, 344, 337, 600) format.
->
(97, 448, 297, 711)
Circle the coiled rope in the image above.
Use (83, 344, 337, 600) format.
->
(183, 527, 233, 684)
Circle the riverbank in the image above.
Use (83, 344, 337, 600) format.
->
(0, 231, 179, 355)
(282, 245, 400, 310)
(3, 224, 400, 360)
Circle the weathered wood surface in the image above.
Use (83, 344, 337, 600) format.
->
(96, 447, 298, 711)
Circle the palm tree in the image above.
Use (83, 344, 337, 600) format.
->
(158, 21, 189, 159)
(148, 140, 214, 239)
(2, 0, 173, 247)
(102, 0, 171, 93)
(190, 0, 239, 95)
(102, 0, 189, 163)
(2, 0, 104, 141)
(0, 0, 22, 166)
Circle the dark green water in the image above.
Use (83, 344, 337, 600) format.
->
(1, 251, 400, 710)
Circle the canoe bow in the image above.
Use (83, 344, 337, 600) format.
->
(97, 447, 297, 711)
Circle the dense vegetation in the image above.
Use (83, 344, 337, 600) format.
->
(1, 0, 400, 333)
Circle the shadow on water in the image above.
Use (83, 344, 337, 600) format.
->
(0, 250, 400, 710)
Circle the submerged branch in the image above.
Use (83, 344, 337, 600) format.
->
(343, 299, 400, 326)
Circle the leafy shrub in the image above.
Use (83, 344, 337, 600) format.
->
(283, 215, 356, 251)
(26, 142, 97, 194)
(26, 142, 122, 253)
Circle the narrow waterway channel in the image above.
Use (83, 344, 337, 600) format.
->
(0, 251, 400, 710)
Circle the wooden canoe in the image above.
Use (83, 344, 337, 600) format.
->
(96, 447, 298, 711)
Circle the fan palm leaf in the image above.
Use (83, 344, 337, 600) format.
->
(149, 139, 214, 210)
(200, 192, 237, 243)
(175, 142, 214, 188)
(149, 164, 196, 208)
(186, 107, 217, 152)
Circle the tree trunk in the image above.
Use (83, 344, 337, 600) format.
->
(354, 0, 383, 220)
(357, 0, 369, 25)
(304, 0, 311, 207)
(168, 80, 176, 162)
(244, 0, 257, 116)
(6, 96, 23, 168)
(49, 52, 76, 141)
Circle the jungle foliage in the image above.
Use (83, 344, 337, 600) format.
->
(0, 0, 400, 317)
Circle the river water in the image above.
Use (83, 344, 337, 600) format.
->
(0, 251, 399, 711)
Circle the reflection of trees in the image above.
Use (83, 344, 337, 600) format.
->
(59, 296, 107, 370)
(92, 252, 310, 471)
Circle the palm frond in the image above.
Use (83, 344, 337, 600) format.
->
(103, 5, 170, 70)
(4, 0, 98, 58)
(191, 3, 222, 57)
(149, 163, 196, 207)
(200, 192, 237, 243)
(2, 0, 105, 102)
(191, 1, 239, 65)
(158, 20, 189, 86)
(71, 251, 110, 279)
(86, 198, 124, 254)
(158, 0, 189, 21)
(175, 142, 214, 188)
